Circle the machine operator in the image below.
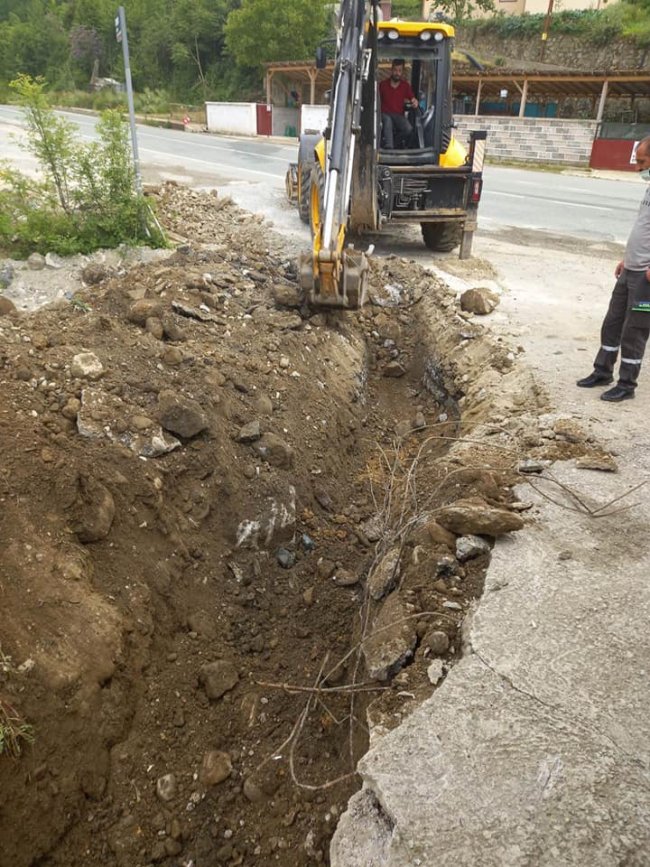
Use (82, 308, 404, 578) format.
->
(379, 59, 418, 149)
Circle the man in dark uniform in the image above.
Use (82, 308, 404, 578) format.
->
(379, 59, 419, 149)
(577, 136, 650, 401)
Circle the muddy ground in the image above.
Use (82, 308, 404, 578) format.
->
(0, 185, 608, 867)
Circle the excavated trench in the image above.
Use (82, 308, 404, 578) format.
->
(0, 185, 552, 867)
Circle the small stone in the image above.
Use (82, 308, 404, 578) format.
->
(199, 751, 232, 787)
(130, 414, 153, 431)
(443, 601, 462, 611)
(437, 497, 524, 536)
(151, 841, 167, 862)
(435, 555, 458, 577)
(165, 839, 182, 857)
(424, 630, 450, 656)
(145, 317, 164, 340)
(71, 352, 104, 381)
(0, 296, 17, 317)
(395, 419, 412, 438)
(427, 659, 445, 685)
(276, 548, 295, 569)
(333, 568, 358, 587)
(254, 394, 274, 415)
(199, 660, 239, 701)
(41, 447, 54, 463)
(383, 360, 407, 378)
(81, 263, 109, 285)
(162, 347, 183, 366)
(303, 586, 315, 606)
(273, 284, 301, 307)
(518, 459, 550, 474)
(45, 252, 64, 270)
(317, 559, 335, 579)
(156, 774, 178, 803)
(128, 298, 163, 326)
(363, 594, 417, 681)
(413, 412, 426, 430)
(237, 420, 261, 443)
(254, 433, 293, 469)
(158, 389, 208, 438)
(367, 548, 400, 601)
(27, 252, 45, 271)
(279, 356, 290, 369)
(0, 264, 14, 288)
(456, 534, 490, 562)
(576, 453, 617, 472)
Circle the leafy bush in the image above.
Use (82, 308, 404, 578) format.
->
(0, 75, 166, 257)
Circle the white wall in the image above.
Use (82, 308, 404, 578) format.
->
(205, 102, 257, 136)
(301, 105, 329, 135)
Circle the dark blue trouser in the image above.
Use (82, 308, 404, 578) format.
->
(594, 268, 650, 390)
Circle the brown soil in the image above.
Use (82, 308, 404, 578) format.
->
(0, 184, 600, 867)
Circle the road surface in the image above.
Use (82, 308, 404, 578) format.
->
(0, 105, 644, 246)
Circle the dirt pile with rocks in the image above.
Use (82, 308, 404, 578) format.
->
(0, 184, 609, 867)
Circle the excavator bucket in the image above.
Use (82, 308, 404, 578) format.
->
(298, 248, 369, 309)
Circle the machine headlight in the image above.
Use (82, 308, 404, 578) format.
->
(387, 29, 399, 40)
(434, 31, 444, 41)
(420, 30, 433, 41)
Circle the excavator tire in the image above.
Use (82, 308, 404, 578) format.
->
(298, 162, 312, 224)
(421, 221, 463, 253)
(310, 163, 326, 239)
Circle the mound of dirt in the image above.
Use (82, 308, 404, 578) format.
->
(0, 184, 594, 867)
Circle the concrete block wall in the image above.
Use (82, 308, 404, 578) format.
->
(454, 116, 598, 166)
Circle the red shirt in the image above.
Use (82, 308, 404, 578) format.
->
(379, 77, 415, 114)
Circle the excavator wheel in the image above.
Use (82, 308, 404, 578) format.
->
(421, 221, 463, 253)
(310, 163, 326, 239)
(297, 162, 312, 224)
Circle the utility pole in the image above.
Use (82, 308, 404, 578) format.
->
(116, 6, 142, 194)
(540, 0, 554, 62)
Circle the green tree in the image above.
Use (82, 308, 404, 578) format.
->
(225, 0, 329, 67)
(432, 0, 494, 22)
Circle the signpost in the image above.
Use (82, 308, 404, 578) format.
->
(116, 6, 142, 194)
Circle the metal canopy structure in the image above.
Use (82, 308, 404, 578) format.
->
(264, 61, 650, 121)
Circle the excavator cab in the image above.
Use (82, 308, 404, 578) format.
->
(288, 1, 486, 309)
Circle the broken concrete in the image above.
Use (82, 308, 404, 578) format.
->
(332, 461, 650, 865)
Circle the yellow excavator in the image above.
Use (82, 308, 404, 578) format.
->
(287, 1, 487, 308)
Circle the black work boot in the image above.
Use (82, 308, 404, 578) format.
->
(601, 385, 635, 402)
(576, 372, 614, 388)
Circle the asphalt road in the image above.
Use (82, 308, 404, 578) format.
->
(0, 104, 644, 244)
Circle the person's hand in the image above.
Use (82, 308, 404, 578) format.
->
(615, 260, 624, 278)
(410, 97, 419, 108)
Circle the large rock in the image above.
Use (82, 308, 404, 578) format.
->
(367, 548, 401, 601)
(437, 497, 524, 536)
(363, 594, 417, 681)
(158, 389, 208, 439)
(456, 534, 491, 562)
(460, 286, 499, 315)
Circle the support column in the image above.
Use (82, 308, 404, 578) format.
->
(266, 70, 273, 107)
(475, 78, 482, 116)
(308, 69, 317, 105)
(518, 78, 528, 118)
(596, 79, 608, 123)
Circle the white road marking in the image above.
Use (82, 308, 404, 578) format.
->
(139, 145, 285, 179)
(490, 190, 612, 211)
